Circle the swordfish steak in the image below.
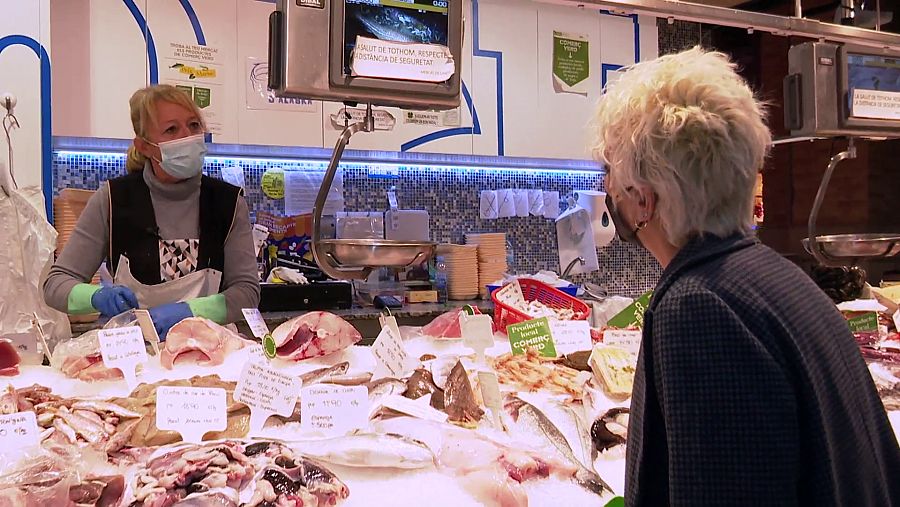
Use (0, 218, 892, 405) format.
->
(160, 318, 248, 369)
(271, 312, 362, 361)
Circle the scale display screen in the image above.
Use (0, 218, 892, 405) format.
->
(846, 52, 900, 121)
(343, 0, 450, 76)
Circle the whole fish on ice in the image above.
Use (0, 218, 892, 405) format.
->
(271, 312, 362, 361)
(297, 432, 436, 469)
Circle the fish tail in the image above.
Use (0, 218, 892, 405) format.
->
(575, 468, 614, 497)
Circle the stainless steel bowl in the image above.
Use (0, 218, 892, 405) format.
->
(315, 239, 436, 268)
(802, 233, 900, 259)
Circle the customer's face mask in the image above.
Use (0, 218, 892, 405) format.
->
(147, 134, 207, 180)
(606, 192, 645, 247)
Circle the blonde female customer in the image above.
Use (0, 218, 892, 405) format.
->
(593, 47, 900, 506)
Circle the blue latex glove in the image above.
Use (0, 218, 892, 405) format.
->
(148, 302, 193, 342)
(90, 285, 139, 318)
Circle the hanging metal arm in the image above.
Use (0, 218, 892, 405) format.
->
(807, 138, 856, 266)
(311, 104, 375, 280)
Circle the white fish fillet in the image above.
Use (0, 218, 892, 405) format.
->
(298, 432, 436, 469)
(160, 318, 248, 370)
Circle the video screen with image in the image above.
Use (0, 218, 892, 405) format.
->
(343, 0, 450, 76)
(848, 53, 900, 94)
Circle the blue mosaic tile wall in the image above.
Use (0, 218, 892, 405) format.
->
(53, 150, 661, 297)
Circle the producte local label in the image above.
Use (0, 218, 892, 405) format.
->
(507, 317, 557, 358)
(156, 387, 227, 444)
(549, 320, 592, 355)
(98, 326, 147, 389)
(606, 290, 653, 329)
(0, 411, 40, 451)
(235, 361, 301, 434)
(351, 36, 454, 83)
(300, 385, 368, 436)
(847, 312, 879, 333)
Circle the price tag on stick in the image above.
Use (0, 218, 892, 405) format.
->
(98, 326, 148, 389)
(371, 324, 409, 379)
(0, 411, 40, 452)
(156, 387, 227, 444)
(300, 385, 368, 436)
(234, 361, 301, 434)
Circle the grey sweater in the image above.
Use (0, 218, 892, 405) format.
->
(43, 165, 260, 323)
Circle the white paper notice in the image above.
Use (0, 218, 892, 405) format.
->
(380, 395, 448, 423)
(543, 191, 560, 219)
(242, 308, 270, 339)
(98, 326, 147, 389)
(371, 324, 410, 380)
(156, 387, 227, 443)
(162, 42, 225, 135)
(480, 190, 499, 220)
(549, 320, 592, 355)
(330, 107, 396, 131)
(284, 169, 345, 216)
(235, 361, 301, 433)
(528, 189, 544, 216)
(351, 36, 455, 83)
(301, 385, 368, 436)
(0, 411, 39, 452)
(514, 189, 529, 217)
(221, 166, 245, 189)
(851, 89, 900, 121)
(246, 57, 318, 112)
(603, 329, 643, 356)
(497, 189, 516, 218)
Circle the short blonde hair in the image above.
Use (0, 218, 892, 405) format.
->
(591, 46, 771, 247)
(125, 84, 206, 172)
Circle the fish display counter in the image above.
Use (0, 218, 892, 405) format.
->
(0, 306, 626, 507)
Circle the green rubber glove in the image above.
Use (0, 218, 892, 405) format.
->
(67, 283, 102, 314)
(186, 294, 227, 324)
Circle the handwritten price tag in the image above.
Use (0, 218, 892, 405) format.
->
(371, 324, 409, 379)
(460, 313, 494, 358)
(300, 385, 368, 436)
(0, 411, 39, 451)
(603, 329, 643, 356)
(549, 320, 592, 355)
(98, 326, 147, 389)
(156, 387, 227, 443)
(235, 361, 301, 434)
(242, 308, 270, 339)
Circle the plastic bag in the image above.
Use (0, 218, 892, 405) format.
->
(0, 181, 71, 353)
(50, 310, 140, 381)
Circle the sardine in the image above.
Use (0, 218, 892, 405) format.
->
(297, 432, 436, 469)
(55, 410, 107, 444)
(299, 362, 350, 386)
(321, 372, 373, 386)
(503, 394, 613, 496)
(403, 368, 445, 409)
(53, 417, 77, 444)
(444, 361, 483, 424)
(366, 377, 406, 402)
(72, 400, 142, 419)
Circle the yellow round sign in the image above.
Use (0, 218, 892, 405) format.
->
(261, 168, 285, 199)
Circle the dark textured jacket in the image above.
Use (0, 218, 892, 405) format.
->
(625, 233, 900, 506)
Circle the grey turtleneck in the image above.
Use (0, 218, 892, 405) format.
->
(43, 165, 260, 323)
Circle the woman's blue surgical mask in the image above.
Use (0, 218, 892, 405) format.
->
(148, 134, 207, 180)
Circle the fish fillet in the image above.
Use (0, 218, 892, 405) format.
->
(160, 318, 248, 370)
(271, 312, 362, 361)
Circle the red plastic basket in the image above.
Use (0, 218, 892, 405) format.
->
(491, 278, 591, 333)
